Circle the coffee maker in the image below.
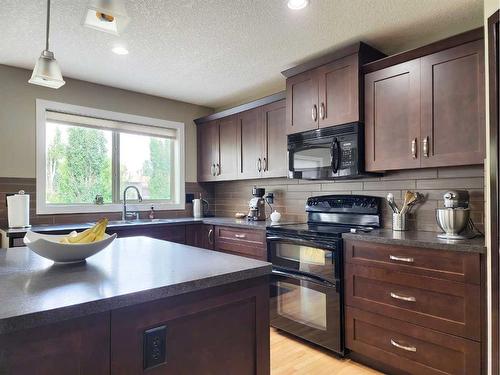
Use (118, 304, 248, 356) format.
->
(247, 186, 266, 221)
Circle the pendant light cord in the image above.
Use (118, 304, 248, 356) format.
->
(45, 0, 50, 51)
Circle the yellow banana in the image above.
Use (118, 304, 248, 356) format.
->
(61, 218, 109, 244)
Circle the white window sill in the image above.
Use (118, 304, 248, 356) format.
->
(36, 202, 186, 215)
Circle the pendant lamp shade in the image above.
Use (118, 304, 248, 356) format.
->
(29, 0, 65, 89)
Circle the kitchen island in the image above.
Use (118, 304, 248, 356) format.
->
(0, 237, 271, 374)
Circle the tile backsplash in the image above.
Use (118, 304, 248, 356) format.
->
(212, 165, 485, 232)
(0, 178, 214, 227)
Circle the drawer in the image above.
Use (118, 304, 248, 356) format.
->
(344, 239, 481, 284)
(345, 263, 481, 340)
(214, 226, 266, 261)
(346, 307, 481, 375)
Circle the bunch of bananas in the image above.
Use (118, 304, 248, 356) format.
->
(59, 218, 109, 244)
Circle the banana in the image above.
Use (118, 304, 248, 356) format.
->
(59, 218, 109, 244)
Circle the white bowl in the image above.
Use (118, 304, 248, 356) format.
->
(23, 231, 117, 263)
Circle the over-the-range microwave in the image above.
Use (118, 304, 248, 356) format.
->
(288, 122, 380, 180)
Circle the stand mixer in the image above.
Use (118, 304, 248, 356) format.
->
(436, 190, 481, 240)
(247, 186, 266, 221)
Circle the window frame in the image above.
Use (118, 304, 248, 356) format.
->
(36, 99, 185, 215)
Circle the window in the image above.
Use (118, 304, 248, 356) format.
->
(36, 100, 185, 214)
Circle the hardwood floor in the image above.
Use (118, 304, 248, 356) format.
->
(270, 328, 382, 375)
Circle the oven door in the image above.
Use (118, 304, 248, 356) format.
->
(267, 235, 339, 283)
(270, 268, 343, 354)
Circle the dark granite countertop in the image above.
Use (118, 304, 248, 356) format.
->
(343, 229, 486, 254)
(0, 217, 284, 237)
(0, 236, 271, 334)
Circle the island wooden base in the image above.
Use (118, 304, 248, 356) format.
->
(0, 276, 270, 375)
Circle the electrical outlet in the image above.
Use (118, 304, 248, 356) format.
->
(185, 193, 194, 204)
(143, 325, 166, 370)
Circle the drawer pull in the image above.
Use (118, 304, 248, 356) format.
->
(389, 255, 414, 263)
(234, 234, 247, 239)
(390, 339, 417, 352)
(390, 292, 416, 302)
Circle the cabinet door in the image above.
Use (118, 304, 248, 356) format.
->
(262, 99, 287, 178)
(185, 224, 214, 250)
(197, 121, 219, 182)
(365, 60, 421, 171)
(237, 108, 264, 179)
(286, 70, 319, 134)
(217, 115, 238, 180)
(318, 53, 359, 127)
(420, 40, 485, 167)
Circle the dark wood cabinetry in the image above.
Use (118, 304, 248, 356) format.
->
(185, 223, 214, 250)
(365, 31, 485, 172)
(196, 94, 287, 182)
(109, 224, 186, 244)
(344, 239, 484, 375)
(283, 43, 385, 135)
(214, 226, 267, 261)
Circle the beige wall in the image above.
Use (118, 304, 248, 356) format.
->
(485, 0, 499, 374)
(0, 64, 213, 182)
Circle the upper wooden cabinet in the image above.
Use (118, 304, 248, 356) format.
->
(196, 93, 287, 182)
(420, 40, 485, 168)
(283, 43, 385, 135)
(364, 30, 485, 171)
(196, 117, 238, 181)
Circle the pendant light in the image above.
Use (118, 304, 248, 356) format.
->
(29, 0, 65, 89)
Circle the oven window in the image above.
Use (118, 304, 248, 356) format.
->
(276, 281, 327, 330)
(293, 147, 330, 169)
(276, 244, 327, 266)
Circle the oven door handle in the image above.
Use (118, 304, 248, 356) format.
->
(267, 236, 336, 250)
(272, 268, 336, 288)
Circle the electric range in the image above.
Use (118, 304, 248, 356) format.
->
(267, 195, 382, 355)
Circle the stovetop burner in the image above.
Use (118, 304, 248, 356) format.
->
(268, 223, 373, 238)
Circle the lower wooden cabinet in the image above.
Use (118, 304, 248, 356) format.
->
(0, 313, 110, 374)
(344, 239, 484, 375)
(214, 226, 267, 261)
(109, 224, 186, 244)
(185, 224, 214, 250)
(346, 307, 481, 375)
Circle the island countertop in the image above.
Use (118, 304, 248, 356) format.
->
(0, 236, 271, 334)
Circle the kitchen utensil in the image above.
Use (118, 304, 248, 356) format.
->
(392, 213, 408, 231)
(386, 193, 399, 214)
(193, 194, 209, 218)
(400, 191, 417, 215)
(24, 231, 116, 263)
(7, 190, 30, 228)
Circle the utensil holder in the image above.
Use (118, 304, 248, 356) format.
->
(392, 213, 408, 231)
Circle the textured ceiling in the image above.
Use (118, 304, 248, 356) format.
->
(0, 0, 483, 109)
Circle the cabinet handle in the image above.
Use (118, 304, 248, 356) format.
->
(208, 229, 214, 245)
(390, 292, 416, 302)
(216, 163, 221, 176)
(389, 255, 414, 263)
(257, 158, 262, 172)
(390, 339, 416, 352)
(235, 234, 247, 239)
(411, 138, 417, 159)
(211, 163, 216, 176)
(263, 157, 268, 172)
(319, 103, 325, 120)
(311, 105, 318, 122)
(423, 136, 429, 158)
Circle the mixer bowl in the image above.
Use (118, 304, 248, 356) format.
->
(436, 208, 470, 236)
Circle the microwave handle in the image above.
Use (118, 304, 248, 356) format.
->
(271, 269, 335, 288)
(330, 138, 340, 173)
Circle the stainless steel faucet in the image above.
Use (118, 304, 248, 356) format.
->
(122, 186, 143, 221)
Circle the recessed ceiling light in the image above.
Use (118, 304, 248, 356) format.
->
(112, 46, 129, 55)
(82, 0, 129, 35)
(287, 0, 309, 10)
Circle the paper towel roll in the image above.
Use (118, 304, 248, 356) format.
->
(7, 191, 30, 228)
